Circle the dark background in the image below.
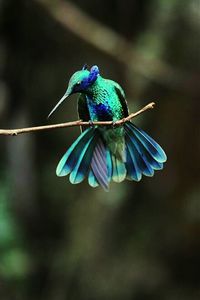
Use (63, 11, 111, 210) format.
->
(0, 0, 200, 299)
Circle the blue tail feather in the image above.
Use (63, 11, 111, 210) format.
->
(106, 148, 112, 182)
(124, 122, 167, 180)
(124, 122, 167, 179)
(125, 131, 146, 178)
(125, 125, 154, 177)
(125, 144, 142, 181)
(56, 127, 111, 190)
(131, 136, 164, 170)
(56, 128, 95, 176)
(111, 155, 126, 182)
(88, 170, 99, 188)
(90, 138, 110, 191)
(70, 134, 97, 184)
(126, 122, 167, 163)
(125, 128, 153, 177)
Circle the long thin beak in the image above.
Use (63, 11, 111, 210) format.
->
(47, 90, 71, 119)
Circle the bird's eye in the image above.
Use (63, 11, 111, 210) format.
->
(76, 81, 81, 86)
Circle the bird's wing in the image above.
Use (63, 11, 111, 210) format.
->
(77, 94, 90, 132)
(107, 79, 129, 117)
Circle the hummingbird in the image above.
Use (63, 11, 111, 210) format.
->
(48, 64, 167, 191)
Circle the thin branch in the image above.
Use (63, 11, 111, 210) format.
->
(0, 102, 155, 136)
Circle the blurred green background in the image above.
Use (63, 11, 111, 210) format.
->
(0, 0, 200, 299)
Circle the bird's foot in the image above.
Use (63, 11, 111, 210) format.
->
(89, 120, 94, 127)
(112, 121, 116, 128)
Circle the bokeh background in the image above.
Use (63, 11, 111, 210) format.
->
(0, 0, 200, 299)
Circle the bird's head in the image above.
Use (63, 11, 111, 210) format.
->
(48, 64, 100, 118)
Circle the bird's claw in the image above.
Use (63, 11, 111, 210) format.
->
(112, 121, 116, 128)
(89, 120, 94, 127)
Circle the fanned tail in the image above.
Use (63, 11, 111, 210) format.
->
(56, 122, 167, 190)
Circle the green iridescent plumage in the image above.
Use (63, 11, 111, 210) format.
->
(49, 65, 167, 190)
